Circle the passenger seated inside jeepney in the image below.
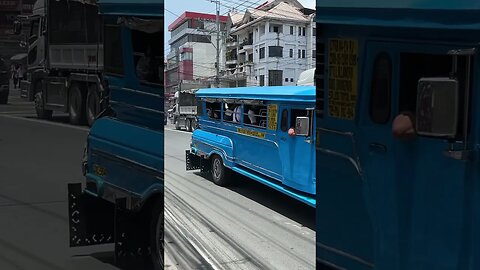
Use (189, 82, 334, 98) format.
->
(244, 105, 266, 127)
(207, 102, 221, 120)
(223, 103, 235, 121)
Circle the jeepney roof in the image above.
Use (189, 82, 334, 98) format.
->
(98, 0, 163, 17)
(196, 86, 315, 103)
(317, 0, 480, 30)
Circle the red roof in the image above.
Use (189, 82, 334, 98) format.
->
(168, 11, 228, 31)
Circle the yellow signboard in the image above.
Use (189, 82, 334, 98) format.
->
(328, 39, 358, 120)
(267, 104, 278, 130)
(237, 127, 266, 139)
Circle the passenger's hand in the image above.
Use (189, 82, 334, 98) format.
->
(288, 128, 296, 136)
(392, 113, 416, 139)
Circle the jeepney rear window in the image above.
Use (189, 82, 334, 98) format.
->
(206, 102, 221, 120)
(244, 104, 267, 129)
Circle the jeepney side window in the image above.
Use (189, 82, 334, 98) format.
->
(104, 25, 124, 76)
(132, 29, 162, 85)
(206, 102, 221, 120)
(291, 109, 312, 136)
(197, 100, 203, 117)
(280, 109, 289, 131)
(244, 104, 267, 128)
(369, 53, 392, 124)
(223, 103, 239, 123)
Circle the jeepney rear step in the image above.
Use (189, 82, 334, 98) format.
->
(231, 166, 316, 208)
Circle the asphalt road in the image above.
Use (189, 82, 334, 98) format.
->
(164, 126, 316, 270)
(0, 87, 121, 270)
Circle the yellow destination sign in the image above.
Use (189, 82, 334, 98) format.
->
(237, 127, 266, 139)
(328, 39, 358, 120)
(267, 104, 278, 130)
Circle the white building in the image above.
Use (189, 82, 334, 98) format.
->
(222, 0, 315, 87)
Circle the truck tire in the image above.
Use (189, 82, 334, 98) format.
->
(175, 118, 181, 130)
(86, 86, 100, 127)
(34, 81, 53, 120)
(210, 154, 231, 186)
(186, 119, 192, 132)
(68, 83, 86, 125)
(150, 198, 163, 270)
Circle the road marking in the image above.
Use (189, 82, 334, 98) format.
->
(0, 114, 89, 131)
(165, 127, 192, 134)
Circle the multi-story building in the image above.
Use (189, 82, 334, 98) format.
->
(223, 0, 315, 87)
(164, 11, 227, 95)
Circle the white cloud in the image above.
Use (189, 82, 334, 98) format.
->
(298, 0, 315, 9)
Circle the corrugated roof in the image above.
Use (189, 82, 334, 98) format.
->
(229, 11, 244, 26)
(231, 1, 309, 33)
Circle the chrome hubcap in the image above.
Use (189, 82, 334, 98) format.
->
(213, 159, 221, 179)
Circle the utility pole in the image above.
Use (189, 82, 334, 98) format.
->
(211, 0, 220, 87)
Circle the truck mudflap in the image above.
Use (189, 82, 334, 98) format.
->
(185, 150, 210, 173)
(68, 183, 153, 268)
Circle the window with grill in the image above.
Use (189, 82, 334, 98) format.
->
(316, 41, 325, 118)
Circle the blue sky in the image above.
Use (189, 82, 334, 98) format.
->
(164, 0, 315, 55)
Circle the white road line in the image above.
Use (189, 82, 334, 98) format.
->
(164, 127, 192, 134)
(0, 114, 89, 131)
(165, 207, 223, 270)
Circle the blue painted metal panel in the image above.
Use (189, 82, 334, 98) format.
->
(316, 3, 480, 270)
(196, 86, 315, 102)
(98, 0, 163, 17)
(316, 1, 480, 30)
(86, 117, 163, 199)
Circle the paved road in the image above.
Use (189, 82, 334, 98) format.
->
(164, 126, 315, 270)
(0, 89, 121, 270)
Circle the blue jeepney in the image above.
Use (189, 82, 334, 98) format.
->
(316, 1, 480, 270)
(67, 0, 163, 268)
(186, 86, 316, 207)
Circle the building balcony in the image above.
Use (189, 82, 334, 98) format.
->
(226, 59, 238, 65)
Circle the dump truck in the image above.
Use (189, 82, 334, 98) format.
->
(173, 88, 198, 132)
(14, 0, 104, 126)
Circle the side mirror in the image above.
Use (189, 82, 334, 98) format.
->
(416, 77, 459, 138)
(13, 21, 22, 35)
(295, 116, 310, 136)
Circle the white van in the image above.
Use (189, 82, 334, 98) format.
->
(296, 68, 315, 86)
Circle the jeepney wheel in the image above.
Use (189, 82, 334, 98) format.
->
(211, 154, 231, 186)
(68, 83, 86, 125)
(34, 82, 52, 120)
(186, 119, 192, 132)
(86, 86, 100, 127)
(150, 198, 164, 270)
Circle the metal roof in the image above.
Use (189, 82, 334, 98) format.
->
(98, 0, 163, 17)
(196, 86, 315, 102)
